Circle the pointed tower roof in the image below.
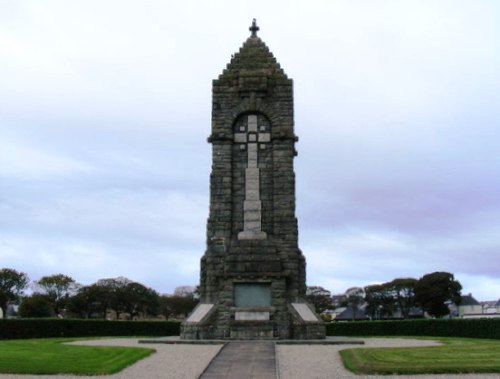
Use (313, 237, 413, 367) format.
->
(216, 19, 289, 82)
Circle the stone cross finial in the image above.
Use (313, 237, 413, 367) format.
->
(249, 19, 259, 37)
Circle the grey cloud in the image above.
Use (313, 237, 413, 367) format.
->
(1, 1, 500, 299)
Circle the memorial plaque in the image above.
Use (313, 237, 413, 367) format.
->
(234, 283, 271, 307)
(235, 312, 270, 321)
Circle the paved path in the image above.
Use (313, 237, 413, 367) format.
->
(199, 341, 276, 379)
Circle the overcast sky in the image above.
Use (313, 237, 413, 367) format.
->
(1, 0, 499, 301)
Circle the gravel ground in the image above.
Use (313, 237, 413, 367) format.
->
(277, 338, 500, 379)
(0, 337, 498, 379)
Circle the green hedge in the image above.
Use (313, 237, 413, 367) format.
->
(5, 318, 499, 340)
(326, 318, 500, 339)
(0, 319, 181, 340)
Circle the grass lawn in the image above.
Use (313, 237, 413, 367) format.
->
(0, 338, 155, 375)
(340, 337, 500, 375)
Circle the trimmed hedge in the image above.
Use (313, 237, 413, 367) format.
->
(4, 318, 499, 340)
(326, 318, 500, 339)
(0, 319, 181, 340)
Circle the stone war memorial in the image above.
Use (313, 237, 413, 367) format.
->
(181, 20, 325, 340)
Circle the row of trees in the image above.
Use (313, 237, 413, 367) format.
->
(307, 271, 463, 319)
(0, 268, 197, 320)
(2, 267, 462, 320)
(365, 272, 462, 318)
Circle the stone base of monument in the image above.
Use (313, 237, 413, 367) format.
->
(287, 302, 326, 340)
(229, 323, 275, 339)
(139, 337, 364, 345)
(181, 301, 326, 340)
(179, 303, 217, 340)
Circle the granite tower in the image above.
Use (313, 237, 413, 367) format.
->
(181, 20, 325, 340)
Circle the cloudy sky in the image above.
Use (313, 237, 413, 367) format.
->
(1, 0, 499, 300)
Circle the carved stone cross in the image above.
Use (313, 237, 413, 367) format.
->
(235, 114, 269, 240)
(249, 19, 259, 37)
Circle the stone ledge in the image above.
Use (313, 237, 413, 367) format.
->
(138, 337, 364, 345)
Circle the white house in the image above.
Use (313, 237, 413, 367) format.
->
(459, 294, 500, 318)
(458, 294, 482, 317)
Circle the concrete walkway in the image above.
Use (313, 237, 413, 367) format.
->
(199, 341, 276, 379)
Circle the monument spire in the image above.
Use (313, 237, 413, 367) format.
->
(181, 21, 325, 340)
(249, 18, 259, 37)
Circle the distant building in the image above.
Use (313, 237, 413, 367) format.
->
(333, 305, 369, 321)
(458, 294, 500, 319)
(481, 300, 498, 314)
(458, 294, 482, 317)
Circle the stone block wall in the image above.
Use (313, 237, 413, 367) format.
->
(182, 31, 324, 340)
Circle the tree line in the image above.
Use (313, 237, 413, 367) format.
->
(306, 271, 463, 319)
(2, 267, 462, 320)
(0, 268, 197, 320)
